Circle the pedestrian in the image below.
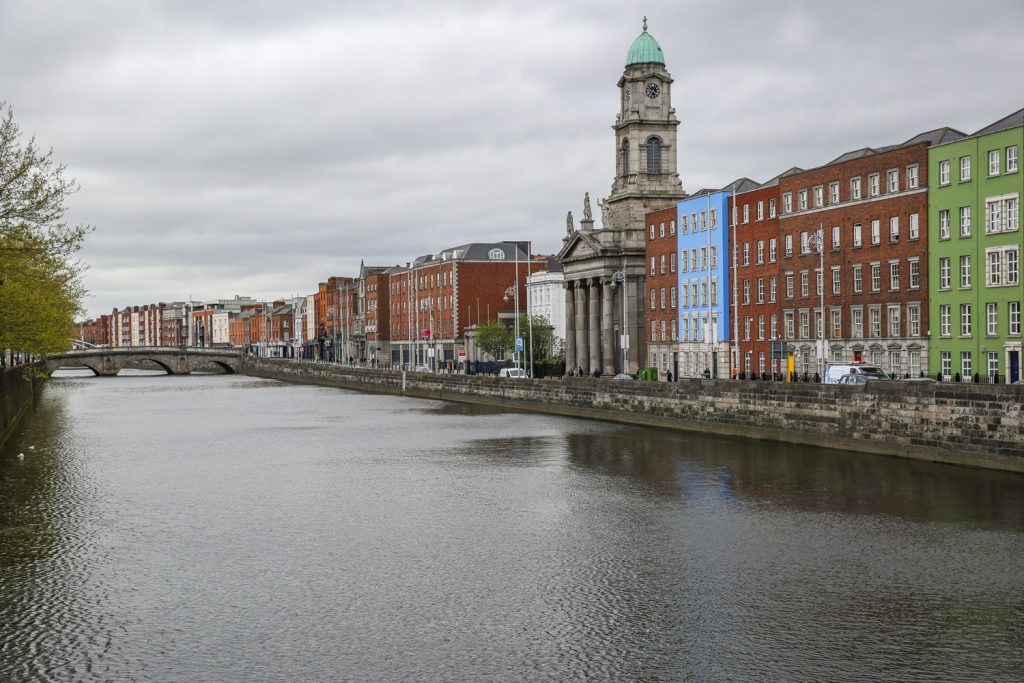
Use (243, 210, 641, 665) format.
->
(703, 367, 711, 379)
(666, 370, 673, 382)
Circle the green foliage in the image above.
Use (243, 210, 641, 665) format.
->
(475, 319, 511, 361)
(0, 102, 91, 358)
(517, 313, 561, 362)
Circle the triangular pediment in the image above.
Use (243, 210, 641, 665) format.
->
(556, 230, 603, 262)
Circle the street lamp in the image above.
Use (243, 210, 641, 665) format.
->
(807, 224, 826, 380)
(610, 266, 628, 373)
(503, 285, 520, 369)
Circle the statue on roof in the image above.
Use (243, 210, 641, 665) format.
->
(566, 210, 574, 236)
(583, 192, 592, 221)
(598, 197, 610, 228)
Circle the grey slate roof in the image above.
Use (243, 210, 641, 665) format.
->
(972, 108, 1024, 137)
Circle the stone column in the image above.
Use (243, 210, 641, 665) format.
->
(589, 278, 601, 375)
(630, 278, 642, 374)
(601, 278, 615, 376)
(564, 282, 576, 372)
(574, 282, 588, 374)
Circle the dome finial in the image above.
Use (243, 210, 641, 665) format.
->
(642, 16, 648, 32)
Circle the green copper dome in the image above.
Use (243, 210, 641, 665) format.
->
(626, 17, 664, 65)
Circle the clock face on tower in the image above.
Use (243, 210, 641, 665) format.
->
(645, 82, 660, 99)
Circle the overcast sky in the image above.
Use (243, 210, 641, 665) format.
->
(4, 0, 1022, 318)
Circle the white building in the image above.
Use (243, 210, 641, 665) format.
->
(526, 263, 566, 344)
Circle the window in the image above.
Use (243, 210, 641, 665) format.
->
(659, 223, 665, 238)
(890, 261, 900, 290)
(961, 352, 972, 381)
(670, 287, 676, 308)
(710, 208, 718, 229)
(651, 320, 657, 341)
(871, 263, 881, 291)
(711, 246, 718, 268)
(989, 149, 1001, 176)
(986, 194, 1020, 233)
(851, 176, 862, 200)
(961, 303, 972, 336)
(757, 201, 764, 220)
(941, 351, 952, 379)
(758, 315, 765, 340)
(888, 306, 900, 337)
(783, 193, 793, 213)
(987, 302, 998, 336)
(814, 186, 824, 207)
(869, 173, 880, 196)
(960, 255, 972, 288)
(701, 211, 707, 231)
(757, 278, 764, 303)
(939, 209, 950, 239)
(757, 240, 764, 264)
(769, 238, 777, 262)
(769, 198, 777, 217)
(890, 350, 901, 376)
(670, 253, 676, 273)
(771, 314, 778, 339)
(887, 169, 899, 193)
(800, 231, 809, 254)
(742, 204, 749, 223)
(853, 223, 863, 247)
(650, 288, 656, 310)
(816, 269, 823, 296)
(744, 317, 752, 341)
(660, 288, 666, 309)
(960, 206, 971, 237)
(681, 284, 688, 307)
(1009, 145, 1019, 173)
(989, 352, 999, 381)
(670, 221, 676, 236)
(852, 308, 864, 337)
(785, 312, 795, 339)
(799, 189, 808, 210)
(769, 277, 777, 302)
(660, 254, 666, 274)
(743, 243, 750, 266)
(647, 137, 662, 174)
(681, 252, 688, 273)
(960, 155, 971, 182)
(831, 226, 840, 249)
(743, 279, 750, 304)
(909, 213, 919, 240)
(785, 234, 793, 257)
(939, 160, 950, 185)
(909, 305, 920, 336)
(831, 309, 842, 337)
(621, 139, 630, 176)
(832, 267, 841, 295)
(650, 256, 656, 275)
(786, 273, 794, 299)
(649, 224, 656, 240)
(1011, 301, 1021, 335)
(800, 311, 809, 339)
(939, 257, 951, 289)
(985, 246, 1019, 286)
(909, 259, 920, 289)
(890, 216, 900, 241)
(870, 307, 881, 337)
(800, 271, 809, 298)
(488, 248, 506, 260)
(853, 265, 863, 293)
(907, 164, 919, 188)
(830, 182, 840, 204)
(871, 220, 881, 245)
(940, 305, 951, 336)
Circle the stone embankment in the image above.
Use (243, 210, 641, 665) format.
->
(1, 366, 40, 449)
(243, 358, 1024, 473)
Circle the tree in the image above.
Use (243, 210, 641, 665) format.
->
(475, 319, 511, 362)
(0, 102, 91, 362)
(517, 313, 560, 361)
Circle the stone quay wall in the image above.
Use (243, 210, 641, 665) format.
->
(243, 358, 1024, 473)
(1, 366, 39, 450)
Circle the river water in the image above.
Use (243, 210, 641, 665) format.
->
(1, 371, 1023, 681)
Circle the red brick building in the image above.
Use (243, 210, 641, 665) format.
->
(644, 207, 679, 378)
(387, 242, 535, 369)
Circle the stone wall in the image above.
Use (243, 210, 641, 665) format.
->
(0, 366, 39, 450)
(242, 358, 1024, 473)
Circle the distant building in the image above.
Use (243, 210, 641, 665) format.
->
(526, 259, 565, 344)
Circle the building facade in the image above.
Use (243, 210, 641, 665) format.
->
(928, 109, 1023, 382)
(643, 207, 678, 378)
(557, 20, 687, 376)
(526, 260, 565, 345)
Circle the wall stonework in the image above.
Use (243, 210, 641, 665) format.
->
(243, 358, 1024, 473)
(1, 366, 40, 449)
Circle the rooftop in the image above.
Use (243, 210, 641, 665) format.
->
(626, 17, 665, 66)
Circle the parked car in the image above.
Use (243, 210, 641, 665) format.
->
(414, 365, 432, 373)
(611, 373, 635, 381)
(824, 363, 891, 384)
(836, 373, 884, 385)
(498, 367, 528, 379)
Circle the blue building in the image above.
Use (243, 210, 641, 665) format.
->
(676, 189, 731, 377)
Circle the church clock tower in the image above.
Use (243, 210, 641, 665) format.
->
(606, 17, 686, 231)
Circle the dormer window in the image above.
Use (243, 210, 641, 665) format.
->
(488, 248, 506, 260)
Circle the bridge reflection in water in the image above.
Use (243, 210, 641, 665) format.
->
(45, 347, 241, 376)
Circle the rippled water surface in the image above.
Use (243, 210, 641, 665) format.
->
(2, 371, 1023, 681)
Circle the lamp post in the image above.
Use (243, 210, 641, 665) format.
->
(808, 224, 826, 380)
(504, 284, 520, 369)
(611, 265, 627, 374)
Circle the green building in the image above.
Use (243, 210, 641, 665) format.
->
(928, 109, 1023, 382)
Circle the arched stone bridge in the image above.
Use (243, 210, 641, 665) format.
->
(45, 347, 242, 376)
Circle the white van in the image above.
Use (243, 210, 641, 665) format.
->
(498, 367, 528, 379)
(824, 363, 891, 384)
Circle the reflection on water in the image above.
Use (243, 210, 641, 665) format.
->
(1, 373, 1023, 682)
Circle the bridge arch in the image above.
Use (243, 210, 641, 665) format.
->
(48, 361, 102, 376)
(191, 359, 237, 374)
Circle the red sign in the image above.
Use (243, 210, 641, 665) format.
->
(421, 328, 430, 339)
